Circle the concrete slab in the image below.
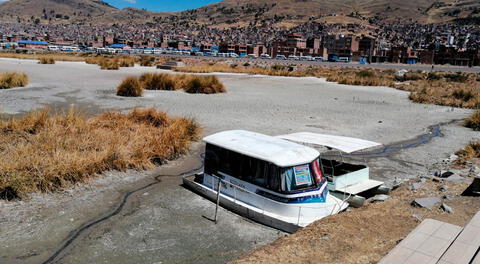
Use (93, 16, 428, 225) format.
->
(379, 219, 462, 264)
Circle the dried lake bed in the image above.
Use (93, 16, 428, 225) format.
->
(0, 58, 478, 263)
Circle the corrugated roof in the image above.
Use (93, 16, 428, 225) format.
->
(203, 130, 319, 167)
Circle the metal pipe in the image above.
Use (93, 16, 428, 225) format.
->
(214, 178, 222, 224)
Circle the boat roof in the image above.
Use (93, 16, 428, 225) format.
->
(203, 130, 320, 167)
(276, 132, 382, 154)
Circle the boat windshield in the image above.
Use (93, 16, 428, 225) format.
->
(281, 159, 324, 192)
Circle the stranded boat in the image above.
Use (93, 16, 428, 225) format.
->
(183, 130, 349, 233)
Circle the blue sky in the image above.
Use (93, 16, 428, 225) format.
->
(104, 0, 221, 12)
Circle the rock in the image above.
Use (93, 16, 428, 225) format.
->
(370, 194, 390, 203)
(444, 174, 469, 184)
(396, 69, 409, 78)
(440, 185, 449, 192)
(470, 166, 478, 173)
(411, 182, 425, 191)
(420, 174, 433, 180)
(432, 176, 443, 182)
(391, 178, 403, 190)
(443, 195, 456, 200)
(449, 154, 459, 162)
(412, 214, 423, 222)
(441, 171, 455, 178)
(411, 196, 442, 210)
(461, 177, 480, 197)
(441, 203, 454, 214)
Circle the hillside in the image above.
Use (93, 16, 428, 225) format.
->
(0, 0, 479, 26)
(0, 0, 117, 23)
(173, 0, 480, 27)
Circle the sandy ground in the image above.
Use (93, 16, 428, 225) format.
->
(0, 58, 478, 263)
(231, 176, 480, 264)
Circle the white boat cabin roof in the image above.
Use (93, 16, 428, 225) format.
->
(203, 130, 320, 167)
(276, 132, 382, 154)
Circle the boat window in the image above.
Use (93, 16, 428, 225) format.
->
(281, 159, 323, 192)
(204, 143, 282, 192)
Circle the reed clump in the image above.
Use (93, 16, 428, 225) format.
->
(465, 110, 480, 131)
(184, 75, 226, 94)
(0, 108, 200, 200)
(126, 73, 226, 94)
(38, 57, 55, 64)
(99, 58, 120, 70)
(140, 73, 180, 91)
(456, 141, 480, 164)
(0, 52, 85, 62)
(139, 56, 156, 66)
(0, 72, 29, 89)
(117, 76, 144, 97)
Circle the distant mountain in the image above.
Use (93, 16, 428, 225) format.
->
(0, 0, 479, 26)
(174, 0, 480, 26)
(0, 0, 117, 23)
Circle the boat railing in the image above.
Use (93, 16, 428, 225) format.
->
(205, 173, 348, 226)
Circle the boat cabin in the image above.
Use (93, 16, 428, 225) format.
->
(203, 130, 328, 196)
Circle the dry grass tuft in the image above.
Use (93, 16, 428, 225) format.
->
(455, 141, 480, 164)
(0, 51, 86, 62)
(99, 58, 120, 70)
(0, 108, 200, 199)
(184, 75, 226, 94)
(465, 110, 480, 131)
(140, 73, 180, 91)
(117, 57, 135, 67)
(139, 56, 156, 66)
(129, 73, 226, 94)
(38, 57, 55, 64)
(117, 76, 144, 97)
(0, 72, 29, 89)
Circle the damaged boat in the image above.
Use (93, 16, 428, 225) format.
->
(183, 130, 349, 233)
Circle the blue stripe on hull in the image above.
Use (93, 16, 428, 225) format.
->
(200, 174, 329, 205)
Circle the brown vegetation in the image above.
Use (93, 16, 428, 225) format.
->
(0, 51, 86, 62)
(0, 72, 29, 89)
(38, 57, 55, 64)
(179, 63, 480, 108)
(140, 73, 180, 91)
(125, 73, 226, 94)
(139, 56, 157, 66)
(117, 76, 144, 97)
(465, 110, 480, 131)
(0, 108, 200, 199)
(455, 141, 480, 164)
(184, 75, 226, 94)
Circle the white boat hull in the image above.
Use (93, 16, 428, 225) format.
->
(183, 173, 348, 233)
